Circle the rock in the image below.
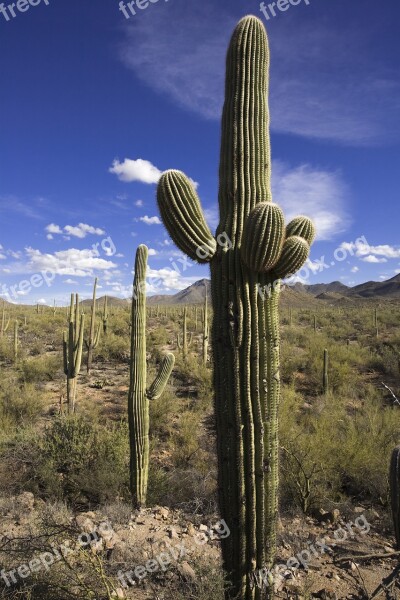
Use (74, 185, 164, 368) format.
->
(353, 506, 365, 514)
(178, 561, 197, 582)
(168, 527, 179, 539)
(199, 524, 209, 532)
(111, 589, 125, 599)
(186, 523, 196, 536)
(155, 507, 169, 521)
(75, 515, 95, 533)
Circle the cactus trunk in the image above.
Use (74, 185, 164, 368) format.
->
(63, 294, 85, 414)
(128, 245, 175, 508)
(156, 16, 315, 600)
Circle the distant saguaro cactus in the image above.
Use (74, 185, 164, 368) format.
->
(128, 245, 175, 508)
(13, 320, 19, 362)
(323, 349, 329, 395)
(390, 446, 400, 548)
(156, 16, 315, 599)
(177, 306, 191, 358)
(1, 305, 10, 337)
(86, 278, 101, 374)
(63, 293, 85, 414)
(102, 295, 109, 335)
(202, 288, 209, 365)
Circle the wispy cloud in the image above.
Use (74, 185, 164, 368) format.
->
(340, 240, 400, 260)
(118, 1, 400, 146)
(272, 161, 351, 240)
(45, 223, 105, 239)
(25, 247, 117, 277)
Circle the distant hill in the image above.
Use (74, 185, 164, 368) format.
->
(65, 272, 400, 309)
(347, 273, 400, 298)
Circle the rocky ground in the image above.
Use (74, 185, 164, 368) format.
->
(0, 493, 399, 599)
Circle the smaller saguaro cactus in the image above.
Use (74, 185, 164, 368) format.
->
(177, 306, 191, 358)
(1, 305, 10, 337)
(53, 300, 57, 316)
(373, 307, 378, 328)
(128, 245, 175, 508)
(289, 307, 293, 327)
(202, 290, 209, 365)
(102, 296, 109, 335)
(390, 446, 400, 549)
(13, 320, 20, 362)
(313, 314, 317, 333)
(323, 348, 329, 395)
(86, 278, 100, 374)
(63, 293, 85, 414)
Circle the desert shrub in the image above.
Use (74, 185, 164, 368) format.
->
(95, 333, 129, 362)
(0, 380, 44, 426)
(0, 416, 130, 506)
(19, 355, 60, 384)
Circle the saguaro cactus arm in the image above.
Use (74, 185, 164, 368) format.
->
(157, 171, 217, 263)
(146, 353, 175, 400)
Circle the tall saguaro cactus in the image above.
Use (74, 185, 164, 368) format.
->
(202, 288, 209, 365)
(156, 16, 315, 599)
(63, 293, 85, 414)
(128, 245, 175, 508)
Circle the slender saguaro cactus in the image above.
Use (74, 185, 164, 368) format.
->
(202, 288, 209, 365)
(156, 16, 315, 599)
(102, 296, 109, 335)
(323, 349, 329, 395)
(177, 306, 190, 358)
(390, 446, 400, 549)
(313, 314, 317, 333)
(63, 294, 85, 414)
(13, 320, 19, 362)
(128, 245, 175, 508)
(1, 305, 10, 337)
(86, 278, 100, 374)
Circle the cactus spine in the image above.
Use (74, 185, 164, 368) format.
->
(323, 349, 329, 395)
(156, 16, 315, 599)
(128, 245, 175, 508)
(390, 446, 400, 548)
(63, 294, 85, 414)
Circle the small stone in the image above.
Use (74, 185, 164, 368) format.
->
(75, 515, 95, 533)
(187, 523, 196, 536)
(178, 561, 197, 582)
(353, 506, 364, 514)
(199, 524, 209, 532)
(168, 527, 179, 539)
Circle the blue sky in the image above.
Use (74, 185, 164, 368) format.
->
(0, 0, 399, 304)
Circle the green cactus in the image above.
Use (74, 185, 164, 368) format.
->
(202, 288, 209, 365)
(156, 16, 315, 599)
(102, 295, 109, 335)
(63, 293, 85, 414)
(177, 306, 191, 358)
(390, 446, 400, 548)
(323, 349, 329, 395)
(128, 245, 175, 508)
(13, 320, 20, 363)
(85, 278, 100, 373)
(1, 305, 10, 337)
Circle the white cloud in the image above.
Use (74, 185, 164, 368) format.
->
(25, 247, 117, 277)
(147, 267, 199, 293)
(148, 248, 158, 256)
(0, 253, 6, 260)
(135, 200, 144, 207)
(340, 240, 400, 260)
(351, 266, 359, 273)
(361, 255, 387, 264)
(64, 223, 105, 239)
(45, 223, 105, 239)
(63, 278, 78, 284)
(109, 158, 162, 184)
(139, 215, 162, 226)
(272, 161, 350, 241)
(46, 223, 62, 234)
